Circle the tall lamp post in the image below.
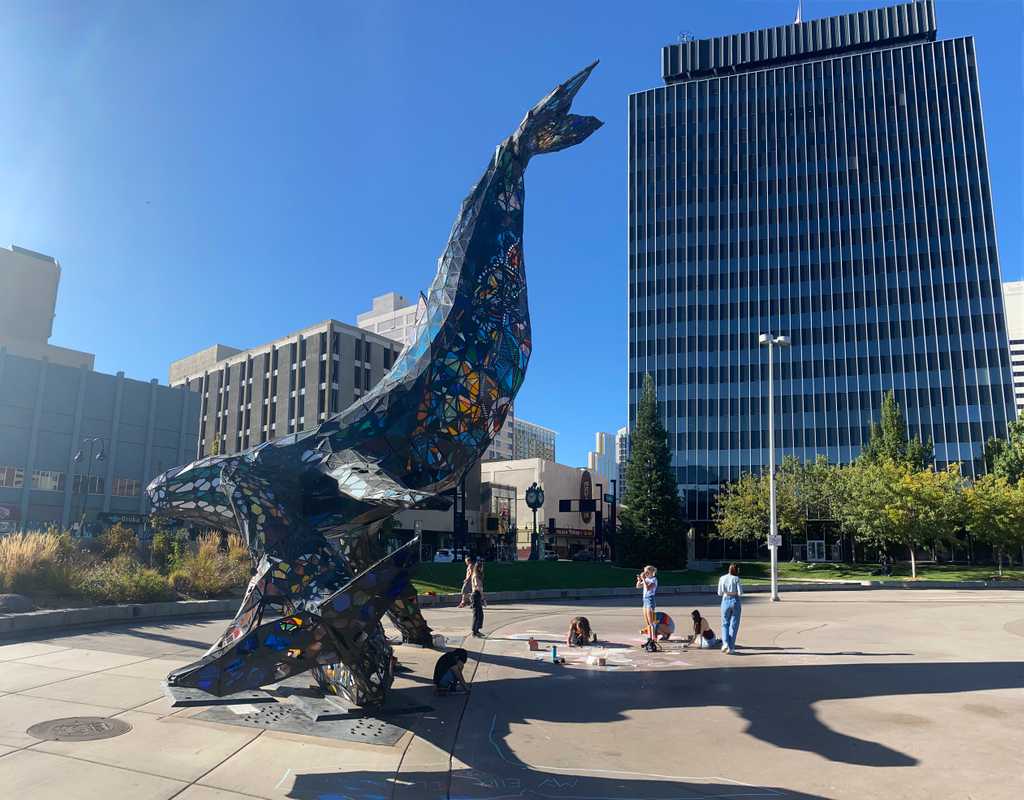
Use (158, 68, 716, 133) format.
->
(758, 333, 790, 602)
(73, 437, 106, 537)
(608, 478, 618, 561)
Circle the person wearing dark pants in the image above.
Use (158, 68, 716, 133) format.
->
(471, 589, 484, 637)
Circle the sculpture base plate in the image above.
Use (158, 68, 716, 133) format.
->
(286, 693, 433, 722)
(193, 703, 409, 746)
(162, 682, 277, 707)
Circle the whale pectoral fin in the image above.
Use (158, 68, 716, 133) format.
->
(317, 539, 418, 638)
(167, 610, 340, 695)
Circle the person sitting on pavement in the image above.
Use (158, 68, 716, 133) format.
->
(566, 616, 597, 646)
(433, 648, 469, 694)
(640, 610, 675, 641)
(686, 609, 722, 649)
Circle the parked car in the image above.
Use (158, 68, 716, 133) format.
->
(571, 550, 595, 561)
(542, 551, 560, 561)
(433, 549, 456, 563)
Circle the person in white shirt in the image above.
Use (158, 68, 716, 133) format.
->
(716, 563, 743, 654)
(635, 565, 658, 645)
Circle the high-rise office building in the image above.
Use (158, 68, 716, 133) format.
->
(587, 431, 619, 490)
(629, 0, 1014, 525)
(483, 405, 516, 461)
(615, 426, 630, 497)
(512, 418, 557, 462)
(1002, 282, 1024, 417)
(481, 412, 556, 463)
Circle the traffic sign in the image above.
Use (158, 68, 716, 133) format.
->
(603, 493, 615, 503)
(767, 534, 782, 547)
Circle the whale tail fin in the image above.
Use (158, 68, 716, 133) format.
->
(515, 61, 603, 158)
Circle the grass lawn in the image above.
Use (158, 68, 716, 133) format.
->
(412, 560, 1024, 594)
(771, 561, 1024, 583)
(412, 562, 721, 594)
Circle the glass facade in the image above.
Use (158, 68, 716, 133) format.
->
(628, 0, 1014, 523)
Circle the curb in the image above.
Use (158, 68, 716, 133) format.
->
(414, 579, 1024, 607)
(0, 598, 238, 639)
(3, 580, 1023, 639)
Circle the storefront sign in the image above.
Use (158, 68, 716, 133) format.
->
(579, 471, 593, 524)
(97, 512, 147, 526)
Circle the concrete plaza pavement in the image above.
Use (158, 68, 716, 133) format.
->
(0, 589, 1022, 799)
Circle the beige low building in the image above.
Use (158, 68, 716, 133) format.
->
(480, 459, 610, 559)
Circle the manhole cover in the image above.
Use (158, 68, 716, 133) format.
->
(27, 716, 132, 742)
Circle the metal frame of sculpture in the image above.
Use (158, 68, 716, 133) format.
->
(146, 62, 602, 707)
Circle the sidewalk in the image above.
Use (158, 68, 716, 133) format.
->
(3, 578, 1024, 639)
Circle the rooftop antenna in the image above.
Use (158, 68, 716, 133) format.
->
(678, 30, 694, 43)
(794, 0, 804, 24)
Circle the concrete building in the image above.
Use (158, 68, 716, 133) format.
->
(0, 245, 94, 370)
(1002, 282, 1024, 417)
(389, 464, 482, 558)
(171, 318, 484, 553)
(483, 406, 516, 461)
(480, 459, 609, 559)
(356, 292, 423, 349)
(587, 432, 619, 495)
(0, 349, 199, 534)
(481, 412, 557, 463)
(615, 426, 630, 497)
(0, 245, 200, 535)
(630, 0, 1014, 529)
(511, 418, 557, 461)
(169, 320, 404, 458)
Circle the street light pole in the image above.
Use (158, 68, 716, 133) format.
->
(73, 437, 106, 538)
(609, 478, 617, 561)
(759, 333, 790, 602)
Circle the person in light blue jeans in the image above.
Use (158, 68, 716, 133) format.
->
(717, 563, 743, 654)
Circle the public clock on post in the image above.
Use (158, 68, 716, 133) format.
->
(525, 482, 544, 510)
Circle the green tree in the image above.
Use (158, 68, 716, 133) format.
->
(618, 374, 687, 568)
(798, 455, 839, 521)
(986, 419, 1024, 484)
(883, 464, 964, 578)
(859, 391, 933, 469)
(832, 459, 900, 560)
(983, 436, 1007, 475)
(713, 455, 804, 544)
(964, 474, 1024, 577)
(713, 472, 768, 543)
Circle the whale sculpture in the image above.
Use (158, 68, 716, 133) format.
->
(147, 62, 602, 706)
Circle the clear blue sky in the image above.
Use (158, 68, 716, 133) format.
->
(2, 1, 1020, 468)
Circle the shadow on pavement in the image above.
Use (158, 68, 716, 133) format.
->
(464, 651, 1024, 769)
(282, 653, 1023, 798)
(735, 645, 913, 656)
(287, 767, 828, 799)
